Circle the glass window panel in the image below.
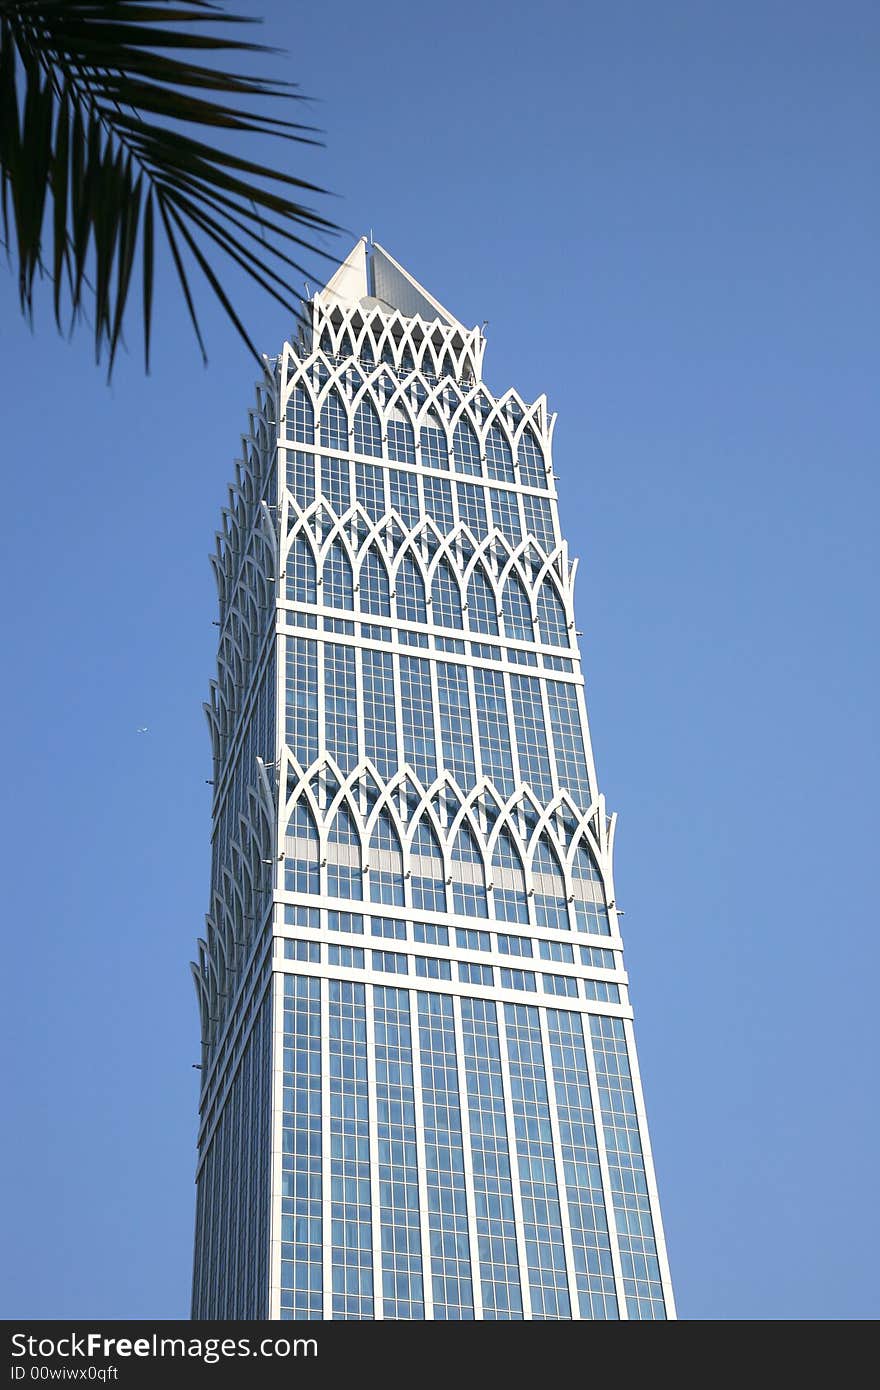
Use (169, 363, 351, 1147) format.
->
(516, 427, 547, 489)
(436, 663, 475, 788)
(320, 390, 348, 450)
(362, 649, 397, 777)
(286, 385, 315, 444)
(452, 417, 482, 475)
(485, 421, 514, 483)
(546, 682, 591, 809)
(353, 398, 382, 457)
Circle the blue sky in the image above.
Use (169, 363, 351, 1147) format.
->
(1, 0, 877, 1320)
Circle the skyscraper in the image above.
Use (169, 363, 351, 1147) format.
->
(191, 240, 675, 1320)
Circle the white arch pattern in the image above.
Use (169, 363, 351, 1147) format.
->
(193, 294, 608, 1064)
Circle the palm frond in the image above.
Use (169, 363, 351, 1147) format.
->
(0, 0, 339, 372)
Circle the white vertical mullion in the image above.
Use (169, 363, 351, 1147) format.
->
(465, 664, 483, 783)
(495, 1001, 533, 1320)
(267, 971, 285, 1319)
(450, 463, 462, 532)
(573, 677, 601, 812)
(428, 657, 444, 784)
(503, 668, 524, 787)
(451, 993, 484, 1320)
(540, 667, 562, 803)
(315, 629, 326, 777)
(354, 638, 366, 838)
(391, 651, 406, 789)
(391, 649, 411, 913)
(513, 480, 527, 541)
(320, 977, 333, 1319)
(622, 1017, 677, 1319)
(537, 1007, 581, 1319)
(409, 988, 435, 1319)
(314, 449, 323, 508)
(269, 542, 286, 1322)
(364, 984, 384, 1319)
(580, 1011, 628, 1319)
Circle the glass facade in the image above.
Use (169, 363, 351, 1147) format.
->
(191, 240, 675, 1320)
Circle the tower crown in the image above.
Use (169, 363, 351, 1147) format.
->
(318, 236, 465, 328)
(305, 238, 486, 383)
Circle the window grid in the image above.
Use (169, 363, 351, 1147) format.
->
(285, 386, 314, 445)
(485, 422, 514, 482)
(491, 827, 529, 925)
(396, 554, 428, 625)
(353, 400, 383, 457)
(328, 980, 373, 1318)
(536, 581, 569, 648)
(460, 999, 523, 1318)
(373, 985, 424, 1319)
(502, 573, 535, 643)
(417, 993, 474, 1318)
(410, 823, 447, 913)
(510, 674, 554, 802)
(398, 656, 437, 785)
(466, 565, 499, 636)
(522, 493, 555, 549)
(390, 470, 420, 528)
(452, 418, 482, 475)
(328, 944, 364, 969)
(546, 682, 592, 809)
(472, 668, 516, 796)
(452, 821, 488, 919)
(285, 638, 318, 767)
(503, 1004, 571, 1318)
(280, 976, 322, 1318)
(362, 649, 397, 778)
(369, 810, 405, 907)
(431, 560, 464, 631)
(324, 541, 354, 613)
(320, 391, 348, 451)
(423, 474, 455, 533)
(286, 536, 317, 608)
(420, 411, 448, 470)
(456, 482, 489, 538)
(516, 428, 547, 489)
(497, 933, 533, 959)
(458, 961, 494, 986)
(415, 956, 452, 980)
(387, 410, 416, 465)
(589, 1016, 666, 1319)
(208, 325, 672, 1323)
(322, 454, 350, 514)
(359, 547, 391, 618)
(284, 938, 320, 962)
(373, 950, 409, 975)
(326, 803, 362, 902)
(489, 488, 521, 545)
(284, 801, 319, 896)
(435, 663, 476, 789)
(543, 974, 579, 999)
(355, 463, 386, 522)
(324, 644, 358, 772)
(286, 450, 315, 509)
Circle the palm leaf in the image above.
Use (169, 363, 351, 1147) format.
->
(0, 0, 339, 371)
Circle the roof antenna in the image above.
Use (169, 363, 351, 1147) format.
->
(369, 228, 374, 246)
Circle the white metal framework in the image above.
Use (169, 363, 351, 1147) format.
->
(190, 240, 676, 1321)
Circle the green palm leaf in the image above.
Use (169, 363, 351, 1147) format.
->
(0, 0, 338, 371)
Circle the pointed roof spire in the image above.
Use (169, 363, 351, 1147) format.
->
(370, 243, 464, 330)
(319, 236, 369, 309)
(315, 236, 466, 330)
